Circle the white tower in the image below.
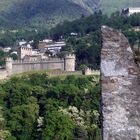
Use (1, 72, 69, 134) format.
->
(64, 54, 75, 71)
(5, 57, 13, 74)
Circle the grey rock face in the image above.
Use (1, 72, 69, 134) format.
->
(101, 26, 140, 140)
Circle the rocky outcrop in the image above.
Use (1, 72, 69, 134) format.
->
(101, 26, 140, 140)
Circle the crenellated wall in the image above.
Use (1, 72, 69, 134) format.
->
(18, 46, 32, 59)
(0, 55, 76, 79)
(11, 59, 65, 74)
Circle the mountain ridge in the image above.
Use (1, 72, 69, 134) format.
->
(0, 0, 96, 29)
(0, 0, 140, 29)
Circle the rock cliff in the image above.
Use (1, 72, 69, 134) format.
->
(101, 26, 140, 140)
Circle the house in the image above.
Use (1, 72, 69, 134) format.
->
(46, 41, 66, 55)
(3, 47, 11, 52)
(70, 32, 78, 36)
(38, 39, 53, 49)
(18, 40, 27, 46)
(122, 7, 140, 16)
(38, 41, 66, 55)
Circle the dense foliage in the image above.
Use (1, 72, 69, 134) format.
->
(0, 73, 101, 140)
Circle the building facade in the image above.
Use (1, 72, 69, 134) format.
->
(122, 7, 140, 16)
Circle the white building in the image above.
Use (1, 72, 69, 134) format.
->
(18, 40, 27, 46)
(122, 7, 140, 16)
(46, 41, 66, 54)
(3, 47, 11, 52)
(11, 51, 18, 55)
(42, 39, 53, 43)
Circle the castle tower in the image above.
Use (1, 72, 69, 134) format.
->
(5, 57, 13, 74)
(18, 46, 32, 59)
(64, 54, 75, 71)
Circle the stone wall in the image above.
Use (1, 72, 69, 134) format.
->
(83, 68, 100, 75)
(101, 26, 140, 140)
(0, 55, 76, 79)
(18, 46, 32, 59)
(64, 54, 76, 71)
(0, 70, 8, 80)
(12, 59, 65, 74)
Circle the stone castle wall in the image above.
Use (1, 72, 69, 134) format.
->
(0, 54, 75, 79)
(11, 58, 65, 74)
(101, 26, 140, 140)
(83, 68, 100, 75)
(0, 70, 9, 80)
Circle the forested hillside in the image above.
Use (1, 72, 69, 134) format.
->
(0, 73, 101, 140)
(0, 0, 140, 29)
(0, 0, 96, 29)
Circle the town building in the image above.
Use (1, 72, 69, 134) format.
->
(3, 47, 11, 53)
(38, 41, 66, 55)
(122, 7, 140, 16)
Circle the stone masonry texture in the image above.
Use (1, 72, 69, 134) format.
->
(101, 26, 140, 140)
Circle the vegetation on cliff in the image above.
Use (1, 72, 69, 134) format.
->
(0, 73, 101, 140)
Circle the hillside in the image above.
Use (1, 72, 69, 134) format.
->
(0, 0, 96, 29)
(0, 0, 140, 29)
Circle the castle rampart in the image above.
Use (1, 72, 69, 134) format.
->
(11, 59, 65, 74)
(0, 54, 76, 79)
(101, 26, 140, 140)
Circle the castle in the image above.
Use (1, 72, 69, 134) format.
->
(0, 46, 76, 80)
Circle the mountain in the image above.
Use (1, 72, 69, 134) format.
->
(0, 0, 140, 29)
(0, 0, 97, 29)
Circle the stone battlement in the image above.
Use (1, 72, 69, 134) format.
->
(65, 54, 75, 59)
(13, 58, 64, 63)
(0, 54, 75, 79)
(83, 67, 100, 75)
(20, 46, 32, 50)
(5, 57, 13, 61)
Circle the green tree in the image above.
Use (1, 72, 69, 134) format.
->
(42, 99, 75, 140)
